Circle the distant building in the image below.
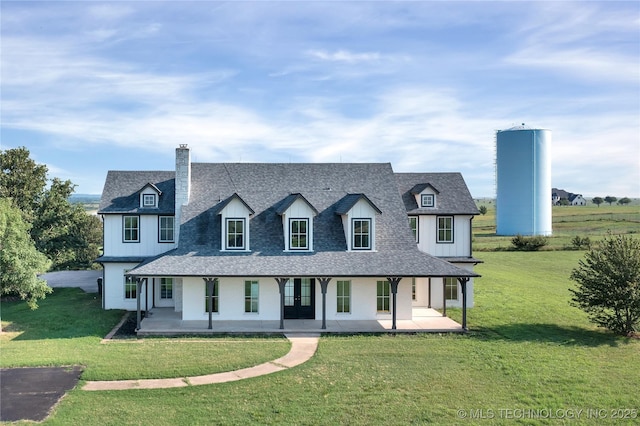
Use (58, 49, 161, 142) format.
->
(552, 188, 586, 206)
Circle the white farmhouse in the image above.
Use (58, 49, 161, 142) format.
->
(97, 145, 481, 332)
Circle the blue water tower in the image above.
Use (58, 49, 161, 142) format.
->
(496, 124, 552, 236)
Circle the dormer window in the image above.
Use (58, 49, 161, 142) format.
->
(226, 218, 246, 250)
(218, 193, 254, 252)
(290, 218, 309, 250)
(352, 218, 371, 250)
(139, 182, 162, 209)
(421, 194, 434, 207)
(276, 193, 317, 252)
(410, 183, 439, 209)
(143, 194, 156, 207)
(336, 194, 381, 252)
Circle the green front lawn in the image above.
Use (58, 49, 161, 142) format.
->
(2, 251, 638, 425)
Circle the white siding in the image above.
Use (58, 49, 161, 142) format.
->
(180, 277, 413, 321)
(102, 214, 176, 257)
(416, 215, 473, 257)
(103, 263, 150, 310)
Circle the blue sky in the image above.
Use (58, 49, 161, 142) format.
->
(1, 1, 639, 198)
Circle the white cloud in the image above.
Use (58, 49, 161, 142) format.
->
(306, 49, 382, 64)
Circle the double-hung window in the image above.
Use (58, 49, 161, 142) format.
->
(437, 216, 453, 243)
(336, 280, 351, 313)
(124, 271, 136, 299)
(290, 219, 309, 250)
(226, 218, 245, 250)
(377, 280, 390, 312)
(160, 278, 173, 299)
(123, 216, 139, 242)
(445, 277, 458, 300)
(245, 280, 259, 313)
(159, 216, 174, 242)
(352, 218, 371, 250)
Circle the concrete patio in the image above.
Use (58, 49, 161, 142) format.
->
(136, 307, 465, 336)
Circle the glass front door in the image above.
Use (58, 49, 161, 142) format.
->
(284, 278, 315, 319)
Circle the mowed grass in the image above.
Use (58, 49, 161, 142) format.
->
(3, 250, 639, 425)
(0, 288, 291, 381)
(473, 203, 639, 251)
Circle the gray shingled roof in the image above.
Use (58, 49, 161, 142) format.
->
(129, 163, 477, 278)
(395, 173, 480, 215)
(98, 171, 175, 215)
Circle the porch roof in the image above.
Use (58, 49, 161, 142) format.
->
(126, 248, 479, 278)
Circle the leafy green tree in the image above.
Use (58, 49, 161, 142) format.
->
(604, 196, 617, 206)
(592, 197, 603, 207)
(32, 178, 102, 270)
(570, 234, 640, 336)
(558, 198, 570, 206)
(1, 147, 103, 270)
(617, 197, 631, 206)
(0, 198, 52, 309)
(478, 205, 487, 215)
(0, 147, 47, 222)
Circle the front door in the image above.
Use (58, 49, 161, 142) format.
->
(284, 278, 315, 319)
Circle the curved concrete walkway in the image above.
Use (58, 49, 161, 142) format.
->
(82, 334, 319, 391)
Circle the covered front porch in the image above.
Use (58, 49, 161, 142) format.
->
(136, 306, 465, 336)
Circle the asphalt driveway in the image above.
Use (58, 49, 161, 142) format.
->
(0, 367, 83, 422)
(39, 270, 102, 293)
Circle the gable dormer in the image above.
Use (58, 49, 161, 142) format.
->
(410, 183, 440, 209)
(217, 193, 254, 251)
(139, 183, 162, 209)
(335, 194, 382, 251)
(276, 193, 319, 251)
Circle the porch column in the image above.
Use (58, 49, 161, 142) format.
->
(145, 278, 149, 317)
(427, 278, 431, 308)
(458, 277, 469, 332)
(135, 278, 145, 331)
(275, 278, 289, 330)
(387, 277, 402, 330)
(442, 279, 447, 317)
(203, 278, 217, 330)
(317, 278, 332, 330)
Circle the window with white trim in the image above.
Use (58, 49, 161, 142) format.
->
(124, 271, 136, 300)
(226, 218, 246, 250)
(143, 194, 156, 207)
(437, 216, 453, 243)
(409, 216, 418, 243)
(123, 216, 139, 242)
(377, 280, 390, 312)
(204, 279, 219, 313)
(445, 277, 458, 300)
(336, 280, 351, 313)
(290, 218, 309, 250)
(245, 280, 259, 313)
(352, 218, 371, 250)
(421, 194, 434, 207)
(159, 216, 174, 242)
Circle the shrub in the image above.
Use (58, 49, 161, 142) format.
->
(511, 235, 548, 251)
(569, 234, 640, 336)
(571, 236, 591, 250)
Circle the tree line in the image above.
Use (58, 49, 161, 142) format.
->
(1, 147, 102, 308)
(591, 196, 632, 207)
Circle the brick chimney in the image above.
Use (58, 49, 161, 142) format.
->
(175, 144, 191, 243)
